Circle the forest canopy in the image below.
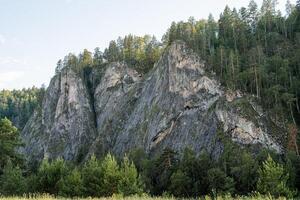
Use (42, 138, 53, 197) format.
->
(53, 0, 300, 127)
(1, 0, 300, 198)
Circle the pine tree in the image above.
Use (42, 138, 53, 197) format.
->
(93, 47, 104, 67)
(78, 49, 93, 70)
(118, 156, 143, 196)
(58, 168, 84, 197)
(104, 40, 121, 62)
(207, 168, 235, 195)
(257, 155, 294, 198)
(55, 59, 63, 74)
(81, 155, 103, 197)
(0, 160, 26, 195)
(37, 158, 68, 195)
(169, 170, 191, 197)
(101, 153, 121, 196)
(0, 118, 22, 171)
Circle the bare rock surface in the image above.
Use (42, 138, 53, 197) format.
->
(21, 41, 284, 162)
(21, 67, 97, 161)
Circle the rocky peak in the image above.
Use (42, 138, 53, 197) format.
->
(21, 67, 97, 161)
(21, 41, 285, 162)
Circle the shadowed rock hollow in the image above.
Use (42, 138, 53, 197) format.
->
(21, 41, 285, 162)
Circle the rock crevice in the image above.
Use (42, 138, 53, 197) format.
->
(21, 41, 285, 162)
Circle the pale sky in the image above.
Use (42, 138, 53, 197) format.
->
(0, 0, 292, 90)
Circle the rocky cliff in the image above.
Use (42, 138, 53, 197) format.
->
(21, 41, 285, 162)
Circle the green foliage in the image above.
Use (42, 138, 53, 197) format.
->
(207, 168, 235, 195)
(163, 1, 300, 123)
(285, 151, 300, 191)
(81, 155, 103, 197)
(0, 118, 23, 171)
(118, 156, 143, 196)
(167, 149, 212, 197)
(93, 47, 104, 67)
(257, 155, 295, 198)
(104, 40, 121, 63)
(168, 169, 191, 197)
(37, 158, 68, 195)
(58, 168, 84, 197)
(0, 87, 44, 129)
(59, 35, 162, 77)
(138, 146, 290, 198)
(103, 35, 162, 74)
(1, 0, 300, 198)
(0, 148, 296, 198)
(228, 151, 259, 194)
(219, 140, 259, 194)
(101, 153, 121, 196)
(25, 174, 39, 194)
(0, 161, 26, 196)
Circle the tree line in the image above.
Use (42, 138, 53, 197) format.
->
(163, 0, 300, 126)
(0, 87, 45, 129)
(1, 0, 300, 198)
(0, 117, 299, 198)
(55, 34, 162, 76)
(55, 0, 300, 128)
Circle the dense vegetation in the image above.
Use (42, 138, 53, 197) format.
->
(0, 194, 290, 200)
(0, 87, 45, 129)
(0, 35, 162, 129)
(54, 0, 300, 128)
(163, 0, 300, 126)
(0, 117, 299, 198)
(1, 0, 300, 199)
(55, 34, 162, 77)
(2, 0, 300, 131)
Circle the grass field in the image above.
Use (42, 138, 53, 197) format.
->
(0, 194, 288, 200)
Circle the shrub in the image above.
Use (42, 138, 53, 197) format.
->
(58, 168, 84, 197)
(0, 161, 26, 195)
(81, 155, 103, 197)
(37, 158, 68, 195)
(207, 168, 235, 195)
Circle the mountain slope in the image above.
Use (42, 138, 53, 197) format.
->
(21, 41, 285, 162)
(21, 67, 97, 161)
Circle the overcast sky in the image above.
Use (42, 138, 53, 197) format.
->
(0, 0, 292, 90)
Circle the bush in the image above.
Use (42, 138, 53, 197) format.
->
(37, 158, 68, 195)
(207, 168, 235, 195)
(0, 118, 23, 172)
(0, 161, 26, 195)
(58, 168, 84, 197)
(81, 155, 103, 197)
(169, 169, 191, 197)
(25, 174, 39, 193)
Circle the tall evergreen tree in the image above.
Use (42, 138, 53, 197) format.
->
(257, 155, 294, 198)
(0, 118, 22, 171)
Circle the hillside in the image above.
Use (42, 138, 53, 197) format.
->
(1, 0, 300, 198)
(20, 41, 284, 163)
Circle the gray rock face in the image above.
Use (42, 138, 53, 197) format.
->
(21, 67, 97, 161)
(21, 41, 285, 162)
